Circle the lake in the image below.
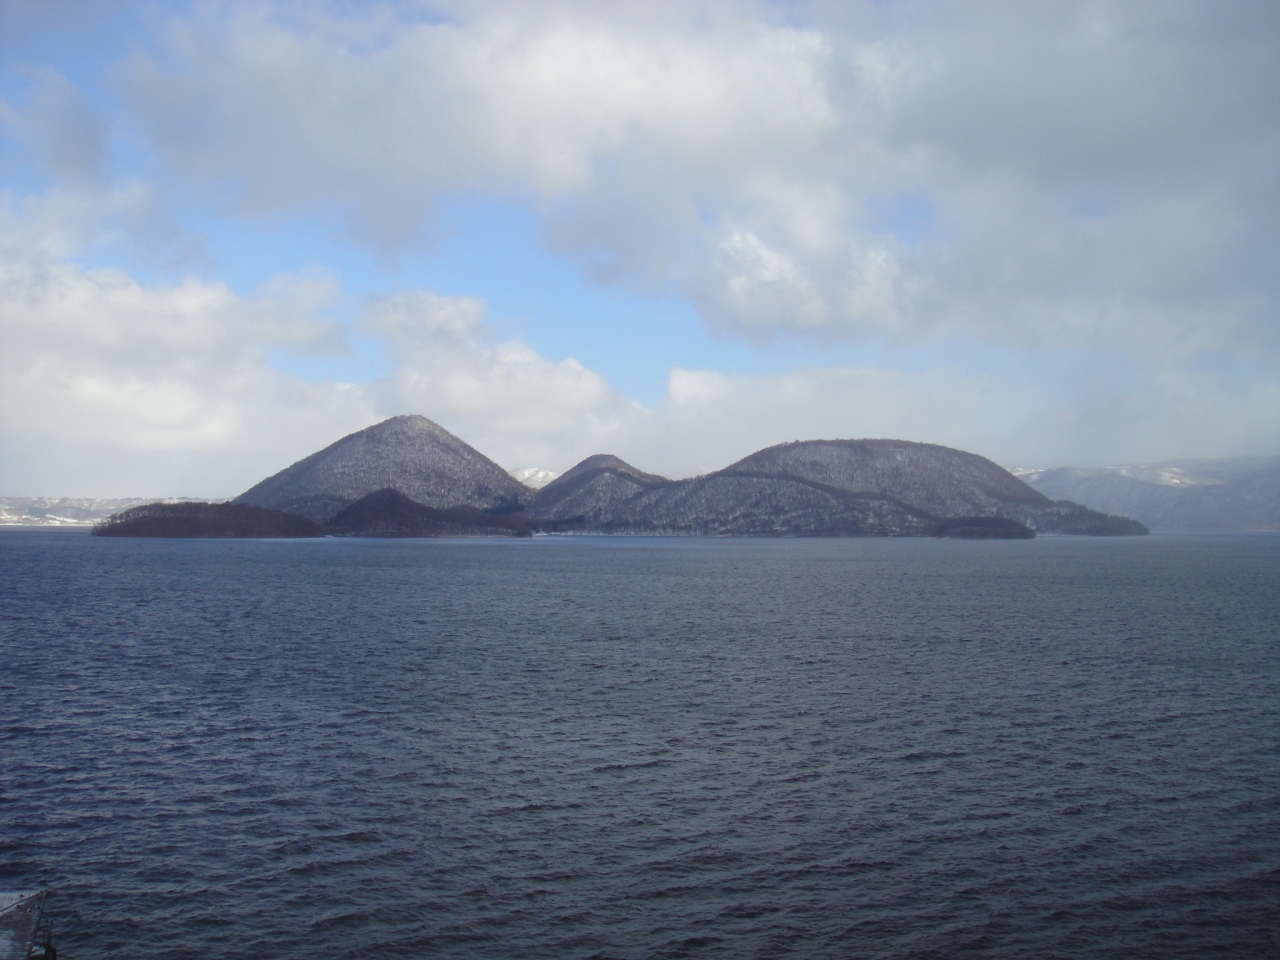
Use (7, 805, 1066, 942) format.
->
(2, 530, 1277, 958)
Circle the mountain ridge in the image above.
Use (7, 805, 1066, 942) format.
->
(1021, 456, 1280, 531)
(117, 416, 1154, 538)
(525, 439, 1144, 537)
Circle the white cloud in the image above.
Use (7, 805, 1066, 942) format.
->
(1, 70, 211, 270)
(113, 0, 1278, 357)
(0, 198, 375, 493)
(625, 361, 1280, 479)
(1, 215, 1275, 495)
(359, 290, 639, 468)
(1, 1, 1276, 495)
(0, 195, 624, 493)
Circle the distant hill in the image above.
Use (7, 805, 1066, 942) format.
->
(1, 497, 208, 526)
(528, 440, 1145, 536)
(234, 415, 529, 523)
(1020, 456, 1280, 532)
(93, 502, 322, 538)
(92, 490, 531, 538)
(105, 418, 1149, 539)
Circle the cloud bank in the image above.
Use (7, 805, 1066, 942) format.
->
(0, 0, 1277, 494)
(120, 1, 1279, 350)
(4, 193, 1275, 496)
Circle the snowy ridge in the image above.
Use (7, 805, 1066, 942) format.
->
(510, 467, 559, 489)
(0, 497, 210, 526)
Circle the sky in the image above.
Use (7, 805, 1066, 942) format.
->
(1, 0, 1277, 497)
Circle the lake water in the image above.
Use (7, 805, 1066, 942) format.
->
(2, 530, 1278, 959)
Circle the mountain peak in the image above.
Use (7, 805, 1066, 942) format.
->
(234, 415, 528, 522)
(554, 454, 667, 488)
(366, 414, 451, 436)
(510, 466, 560, 489)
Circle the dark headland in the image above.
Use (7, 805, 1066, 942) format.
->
(95, 415, 1148, 538)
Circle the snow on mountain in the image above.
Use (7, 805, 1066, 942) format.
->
(14, 421, 1155, 537)
(1022, 456, 1280, 531)
(0, 497, 209, 525)
(510, 467, 560, 489)
(528, 440, 1143, 536)
(234, 415, 530, 522)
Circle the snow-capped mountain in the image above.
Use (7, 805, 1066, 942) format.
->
(0, 497, 208, 526)
(1019, 456, 1280, 531)
(510, 467, 560, 489)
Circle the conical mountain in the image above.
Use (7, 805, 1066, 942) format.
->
(235, 415, 529, 522)
(530, 454, 670, 528)
(543, 454, 668, 490)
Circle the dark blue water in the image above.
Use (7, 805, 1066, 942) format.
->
(2, 530, 1278, 959)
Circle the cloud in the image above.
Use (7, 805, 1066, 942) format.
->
(1, 2, 1276, 495)
(1, 70, 211, 269)
(0, 193, 628, 493)
(8, 72, 107, 187)
(2, 207, 1275, 496)
(630, 360, 1280, 479)
(0, 0, 130, 47)
(114, 0, 1279, 357)
(0, 198, 374, 494)
(360, 290, 639, 467)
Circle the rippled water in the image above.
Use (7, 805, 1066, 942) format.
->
(2, 530, 1278, 959)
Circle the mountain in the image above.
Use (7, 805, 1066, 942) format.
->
(529, 440, 1145, 536)
(530, 455, 673, 530)
(721, 439, 1048, 517)
(92, 490, 531, 538)
(1021, 457, 1280, 532)
(93, 502, 323, 538)
(509, 467, 559, 489)
(234, 415, 529, 522)
(1, 497, 208, 526)
(219, 420, 1144, 537)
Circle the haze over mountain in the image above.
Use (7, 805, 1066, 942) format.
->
(234, 415, 529, 523)
(1020, 457, 1280, 532)
(0, 497, 209, 526)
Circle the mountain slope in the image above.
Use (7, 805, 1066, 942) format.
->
(324, 488, 531, 537)
(720, 440, 1050, 516)
(530, 455, 671, 529)
(529, 440, 1144, 536)
(715, 439, 1138, 534)
(235, 415, 529, 522)
(1023, 457, 1280, 531)
(558, 473, 940, 536)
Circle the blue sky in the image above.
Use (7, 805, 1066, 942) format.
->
(1, 1, 1277, 496)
